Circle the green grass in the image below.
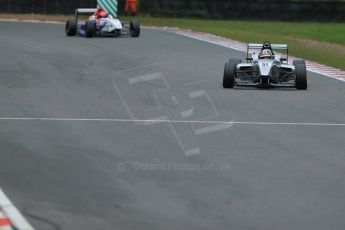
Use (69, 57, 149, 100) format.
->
(132, 16, 345, 70)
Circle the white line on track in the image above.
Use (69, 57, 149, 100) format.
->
(0, 188, 35, 230)
(0, 117, 345, 127)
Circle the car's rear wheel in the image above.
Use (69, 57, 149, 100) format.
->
(295, 64, 307, 90)
(223, 62, 236, 88)
(130, 20, 140, 37)
(85, 20, 95, 38)
(65, 19, 77, 36)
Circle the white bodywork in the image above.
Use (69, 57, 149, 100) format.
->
(257, 60, 274, 76)
(99, 18, 123, 32)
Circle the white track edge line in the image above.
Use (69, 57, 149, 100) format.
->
(0, 188, 35, 230)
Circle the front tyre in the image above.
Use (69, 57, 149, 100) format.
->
(130, 20, 140, 37)
(229, 58, 241, 65)
(293, 60, 306, 66)
(65, 19, 77, 36)
(295, 64, 307, 90)
(223, 62, 236, 88)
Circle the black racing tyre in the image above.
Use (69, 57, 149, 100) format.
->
(295, 64, 307, 90)
(130, 20, 140, 37)
(293, 60, 306, 66)
(85, 20, 95, 38)
(65, 19, 77, 36)
(223, 62, 236, 88)
(229, 58, 241, 65)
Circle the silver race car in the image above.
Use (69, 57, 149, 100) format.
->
(223, 41, 307, 89)
(65, 8, 140, 38)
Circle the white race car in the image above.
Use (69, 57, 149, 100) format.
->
(65, 8, 140, 38)
(223, 41, 307, 89)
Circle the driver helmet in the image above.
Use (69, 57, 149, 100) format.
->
(260, 49, 273, 59)
(99, 10, 108, 18)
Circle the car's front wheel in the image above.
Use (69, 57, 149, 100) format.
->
(229, 58, 241, 65)
(223, 62, 236, 88)
(85, 20, 95, 38)
(293, 59, 306, 66)
(295, 64, 307, 90)
(130, 20, 140, 37)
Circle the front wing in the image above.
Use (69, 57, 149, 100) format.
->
(234, 64, 296, 87)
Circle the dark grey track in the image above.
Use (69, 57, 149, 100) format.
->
(1, 21, 345, 230)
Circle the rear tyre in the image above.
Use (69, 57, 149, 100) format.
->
(130, 20, 140, 37)
(65, 19, 77, 36)
(223, 62, 236, 88)
(295, 64, 307, 90)
(85, 20, 95, 38)
(293, 60, 305, 66)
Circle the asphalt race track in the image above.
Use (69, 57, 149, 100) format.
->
(1, 21, 345, 230)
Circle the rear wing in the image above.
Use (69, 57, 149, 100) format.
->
(246, 42, 289, 62)
(247, 43, 288, 50)
(75, 8, 97, 23)
(75, 8, 97, 16)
